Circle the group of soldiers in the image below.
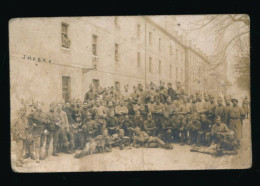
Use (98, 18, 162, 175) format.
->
(12, 81, 249, 167)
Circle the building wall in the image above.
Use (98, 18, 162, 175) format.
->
(10, 16, 211, 116)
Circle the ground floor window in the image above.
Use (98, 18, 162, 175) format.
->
(62, 76, 71, 102)
(93, 79, 100, 91)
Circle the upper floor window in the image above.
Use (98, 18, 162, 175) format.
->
(170, 65, 172, 78)
(149, 57, 152, 73)
(159, 38, 161, 51)
(115, 43, 119, 62)
(149, 32, 152, 45)
(114, 17, 118, 26)
(137, 24, 141, 39)
(137, 52, 141, 68)
(92, 35, 98, 56)
(159, 60, 161, 75)
(61, 23, 71, 49)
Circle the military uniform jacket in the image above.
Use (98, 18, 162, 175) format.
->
(143, 120, 156, 131)
(57, 110, 69, 129)
(46, 110, 60, 131)
(215, 105, 226, 123)
(164, 103, 177, 116)
(200, 119, 212, 132)
(173, 99, 183, 109)
(84, 90, 96, 101)
(13, 115, 29, 140)
(115, 105, 128, 116)
(152, 103, 165, 115)
(30, 110, 46, 136)
(211, 123, 229, 136)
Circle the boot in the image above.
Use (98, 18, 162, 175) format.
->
(43, 150, 48, 160)
(30, 153, 35, 160)
(64, 146, 73, 154)
(23, 153, 30, 159)
(52, 148, 59, 156)
(39, 147, 44, 160)
(35, 148, 40, 163)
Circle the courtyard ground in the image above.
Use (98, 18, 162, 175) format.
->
(11, 119, 252, 172)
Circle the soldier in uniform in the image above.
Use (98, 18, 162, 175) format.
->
(111, 129, 130, 150)
(93, 100, 108, 134)
(211, 116, 230, 146)
(151, 97, 165, 135)
(43, 102, 62, 159)
(56, 103, 72, 154)
(186, 114, 201, 145)
(195, 95, 207, 114)
(84, 84, 96, 102)
(106, 101, 118, 135)
(115, 100, 129, 126)
(28, 102, 47, 163)
(12, 107, 29, 167)
(228, 98, 245, 146)
(131, 86, 139, 100)
(121, 114, 135, 142)
(63, 102, 76, 152)
(133, 127, 172, 149)
(207, 96, 216, 123)
(23, 103, 36, 160)
(133, 110, 144, 131)
(82, 112, 99, 145)
(143, 113, 157, 136)
(215, 97, 226, 123)
(167, 82, 176, 101)
(173, 92, 183, 109)
(197, 114, 212, 146)
(242, 96, 249, 119)
(224, 98, 232, 127)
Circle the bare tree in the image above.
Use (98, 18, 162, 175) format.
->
(179, 14, 250, 90)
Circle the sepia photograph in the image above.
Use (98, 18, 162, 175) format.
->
(9, 15, 251, 172)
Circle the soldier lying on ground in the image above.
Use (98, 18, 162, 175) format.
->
(133, 127, 173, 149)
(74, 128, 112, 158)
(110, 129, 130, 150)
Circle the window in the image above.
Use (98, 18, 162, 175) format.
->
(114, 16, 118, 26)
(170, 65, 172, 78)
(92, 35, 98, 56)
(115, 43, 119, 62)
(149, 32, 152, 45)
(137, 24, 141, 39)
(159, 38, 161, 51)
(61, 23, 70, 48)
(93, 79, 99, 90)
(181, 68, 183, 81)
(176, 49, 178, 61)
(62, 76, 71, 102)
(115, 81, 120, 91)
(159, 60, 161, 75)
(137, 52, 141, 68)
(176, 67, 178, 81)
(149, 57, 152, 73)
(170, 45, 173, 55)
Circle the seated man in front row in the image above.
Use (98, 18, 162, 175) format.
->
(190, 116, 238, 156)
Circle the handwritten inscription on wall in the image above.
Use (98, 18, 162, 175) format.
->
(22, 55, 52, 63)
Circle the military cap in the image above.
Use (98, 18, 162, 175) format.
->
(231, 98, 238, 103)
(217, 97, 223, 102)
(215, 116, 221, 121)
(175, 92, 181, 95)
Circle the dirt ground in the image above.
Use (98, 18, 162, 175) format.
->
(11, 119, 252, 172)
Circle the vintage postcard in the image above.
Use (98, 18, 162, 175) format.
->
(9, 15, 251, 172)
